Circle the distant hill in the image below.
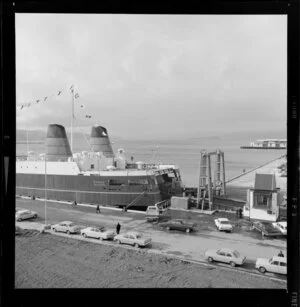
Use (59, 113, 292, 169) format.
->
(16, 129, 124, 143)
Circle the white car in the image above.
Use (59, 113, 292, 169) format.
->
(205, 248, 246, 267)
(214, 218, 233, 232)
(272, 222, 287, 235)
(51, 221, 81, 234)
(15, 209, 38, 222)
(114, 232, 152, 248)
(255, 256, 287, 275)
(81, 227, 115, 240)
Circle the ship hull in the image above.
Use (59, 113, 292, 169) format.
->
(16, 173, 163, 208)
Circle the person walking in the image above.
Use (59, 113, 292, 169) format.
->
(96, 204, 100, 214)
(116, 222, 121, 235)
(278, 250, 284, 257)
(239, 207, 243, 219)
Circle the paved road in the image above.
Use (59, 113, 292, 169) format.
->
(16, 197, 287, 282)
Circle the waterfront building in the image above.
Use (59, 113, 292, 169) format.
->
(243, 173, 285, 222)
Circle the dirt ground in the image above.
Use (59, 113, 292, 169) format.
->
(15, 230, 285, 288)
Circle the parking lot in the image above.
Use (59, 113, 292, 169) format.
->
(15, 197, 287, 284)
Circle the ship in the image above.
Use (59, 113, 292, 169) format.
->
(16, 124, 184, 210)
(240, 139, 287, 149)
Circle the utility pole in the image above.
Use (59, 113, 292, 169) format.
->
(44, 144, 47, 225)
(70, 85, 75, 152)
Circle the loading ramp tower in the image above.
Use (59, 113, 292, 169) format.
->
(196, 149, 226, 210)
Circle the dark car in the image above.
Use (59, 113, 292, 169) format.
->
(251, 221, 282, 237)
(158, 219, 196, 233)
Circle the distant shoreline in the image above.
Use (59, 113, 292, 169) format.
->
(16, 140, 44, 144)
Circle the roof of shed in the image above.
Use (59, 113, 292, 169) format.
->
(254, 173, 277, 191)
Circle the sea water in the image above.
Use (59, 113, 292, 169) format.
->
(17, 134, 286, 187)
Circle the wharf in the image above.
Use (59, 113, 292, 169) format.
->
(226, 155, 286, 191)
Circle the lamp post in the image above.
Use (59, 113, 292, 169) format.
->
(44, 148, 47, 225)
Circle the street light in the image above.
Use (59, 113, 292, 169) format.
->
(44, 147, 47, 225)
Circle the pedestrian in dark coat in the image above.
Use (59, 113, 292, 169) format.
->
(239, 208, 243, 218)
(278, 250, 284, 257)
(96, 204, 100, 214)
(116, 222, 121, 234)
(73, 200, 77, 207)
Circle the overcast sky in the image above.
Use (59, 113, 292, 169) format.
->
(16, 14, 287, 139)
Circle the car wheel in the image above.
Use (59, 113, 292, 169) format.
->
(166, 227, 170, 231)
(34, 215, 37, 218)
(259, 266, 266, 273)
(53, 228, 57, 232)
(186, 228, 190, 233)
(83, 233, 87, 238)
(17, 218, 21, 222)
(134, 243, 139, 248)
(230, 261, 236, 267)
(67, 230, 70, 235)
(208, 257, 213, 262)
(117, 240, 121, 244)
(99, 237, 103, 241)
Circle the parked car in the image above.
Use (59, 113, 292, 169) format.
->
(15, 226, 23, 235)
(205, 248, 246, 267)
(251, 221, 282, 237)
(255, 256, 287, 275)
(214, 218, 233, 232)
(15, 209, 38, 222)
(81, 227, 115, 240)
(272, 221, 287, 235)
(158, 219, 196, 233)
(114, 232, 152, 248)
(51, 221, 81, 234)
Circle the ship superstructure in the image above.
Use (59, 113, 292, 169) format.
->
(240, 139, 287, 149)
(16, 124, 183, 209)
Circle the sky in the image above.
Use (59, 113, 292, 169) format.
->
(16, 14, 287, 140)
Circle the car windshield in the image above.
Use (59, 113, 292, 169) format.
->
(68, 223, 74, 227)
(220, 221, 229, 224)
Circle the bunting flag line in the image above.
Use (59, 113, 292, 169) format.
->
(17, 85, 92, 121)
(17, 85, 75, 110)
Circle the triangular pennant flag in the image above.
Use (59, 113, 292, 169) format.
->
(75, 93, 79, 99)
(20, 105, 24, 110)
(36, 99, 40, 104)
(44, 97, 48, 101)
(70, 85, 74, 93)
(80, 104, 85, 109)
(57, 90, 62, 96)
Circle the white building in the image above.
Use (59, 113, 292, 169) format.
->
(243, 173, 285, 222)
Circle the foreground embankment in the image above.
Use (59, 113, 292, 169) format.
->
(15, 229, 285, 289)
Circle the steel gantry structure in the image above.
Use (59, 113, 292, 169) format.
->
(196, 149, 226, 210)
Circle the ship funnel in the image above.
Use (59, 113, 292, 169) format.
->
(90, 125, 114, 158)
(46, 124, 72, 161)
